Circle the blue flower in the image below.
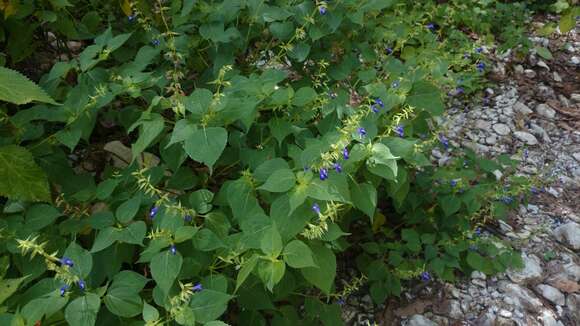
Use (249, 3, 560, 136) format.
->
(184, 215, 192, 222)
(170, 245, 177, 255)
(78, 279, 86, 291)
(342, 147, 349, 160)
(530, 186, 539, 195)
(475, 227, 482, 236)
(394, 125, 404, 137)
(371, 104, 380, 113)
(319, 168, 329, 181)
(475, 47, 483, 54)
(450, 179, 457, 187)
(334, 162, 342, 173)
(59, 284, 69, 297)
(456, 87, 464, 95)
(152, 39, 160, 46)
(319, 6, 327, 15)
(426, 22, 436, 31)
(150, 206, 159, 219)
(385, 47, 393, 55)
(192, 283, 203, 292)
(501, 196, 513, 205)
(476, 62, 485, 73)
(375, 98, 384, 108)
(337, 298, 345, 305)
(438, 133, 450, 149)
(312, 203, 321, 215)
(128, 14, 135, 22)
(391, 80, 400, 88)
(60, 257, 74, 267)
(523, 149, 529, 160)
(420, 271, 431, 282)
(358, 127, 367, 137)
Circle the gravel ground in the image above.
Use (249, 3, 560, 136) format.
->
(341, 15, 580, 326)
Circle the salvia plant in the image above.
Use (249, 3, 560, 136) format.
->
(0, 0, 559, 325)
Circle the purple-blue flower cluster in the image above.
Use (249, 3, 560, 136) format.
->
(439, 133, 449, 150)
(343, 147, 349, 160)
(60, 257, 74, 267)
(357, 127, 367, 137)
(394, 125, 404, 138)
(60, 284, 69, 297)
(78, 279, 86, 291)
(371, 98, 384, 113)
(192, 283, 203, 292)
(150, 206, 159, 219)
(312, 203, 321, 215)
(319, 168, 329, 181)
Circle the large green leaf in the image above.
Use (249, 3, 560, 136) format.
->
(129, 113, 165, 159)
(63, 242, 93, 278)
(24, 204, 62, 231)
(22, 294, 68, 325)
(258, 169, 295, 193)
(90, 227, 119, 253)
(0, 145, 51, 202)
(0, 276, 28, 305)
(116, 195, 141, 224)
(189, 290, 233, 323)
(367, 143, 399, 181)
(119, 221, 147, 245)
(235, 255, 258, 291)
(64, 293, 101, 326)
(184, 127, 228, 171)
(104, 271, 148, 318)
(406, 81, 443, 116)
(260, 225, 283, 257)
(0, 66, 57, 105)
(283, 240, 317, 269)
(257, 259, 285, 292)
(351, 182, 377, 220)
(300, 243, 336, 294)
(150, 250, 183, 294)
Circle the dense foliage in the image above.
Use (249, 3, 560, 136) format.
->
(2, 0, 574, 325)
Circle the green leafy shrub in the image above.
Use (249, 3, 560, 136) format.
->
(0, 1, 534, 325)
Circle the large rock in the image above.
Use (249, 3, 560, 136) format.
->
(434, 300, 463, 320)
(407, 314, 437, 326)
(539, 310, 559, 326)
(535, 104, 556, 119)
(514, 131, 539, 145)
(493, 123, 511, 136)
(499, 282, 543, 312)
(475, 119, 492, 130)
(566, 294, 580, 321)
(553, 222, 580, 250)
(507, 254, 543, 284)
(513, 102, 533, 115)
(536, 284, 565, 306)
